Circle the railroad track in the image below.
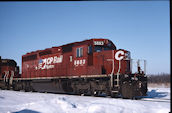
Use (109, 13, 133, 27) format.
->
(138, 98, 170, 103)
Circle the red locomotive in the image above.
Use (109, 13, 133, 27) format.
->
(0, 57, 20, 89)
(0, 38, 147, 99)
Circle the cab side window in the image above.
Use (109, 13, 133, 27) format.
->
(76, 47, 83, 57)
(94, 46, 102, 52)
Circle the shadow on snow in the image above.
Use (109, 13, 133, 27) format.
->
(12, 109, 40, 113)
(144, 89, 168, 98)
(0, 96, 4, 99)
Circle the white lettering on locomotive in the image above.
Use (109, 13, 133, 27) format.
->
(115, 50, 125, 60)
(36, 55, 63, 70)
(94, 41, 104, 45)
(74, 59, 86, 66)
(80, 60, 82, 64)
(77, 60, 80, 65)
(83, 59, 86, 64)
(53, 55, 63, 63)
(47, 57, 53, 64)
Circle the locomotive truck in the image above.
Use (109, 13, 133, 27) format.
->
(0, 38, 147, 99)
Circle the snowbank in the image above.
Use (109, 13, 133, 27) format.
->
(0, 87, 170, 113)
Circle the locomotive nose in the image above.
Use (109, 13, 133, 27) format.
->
(112, 49, 131, 75)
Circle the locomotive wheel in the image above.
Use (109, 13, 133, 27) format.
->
(121, 81, 134, 99)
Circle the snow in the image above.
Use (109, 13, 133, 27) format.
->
(0, 87, 170, 113)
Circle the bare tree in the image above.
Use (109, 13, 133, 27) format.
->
(147, 73, 170, 83)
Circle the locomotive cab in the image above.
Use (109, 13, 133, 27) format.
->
(93, 39, 116, 52)
(86, 39, 147, 98)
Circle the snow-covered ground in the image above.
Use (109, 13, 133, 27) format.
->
(0, 87, 170, 113)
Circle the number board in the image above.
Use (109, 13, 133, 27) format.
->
(94, 41, 104, 45)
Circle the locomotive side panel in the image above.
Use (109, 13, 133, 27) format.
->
(22, 53, 37, 78)
(99, 51, 114, 75)
(62, 52, 72, 76)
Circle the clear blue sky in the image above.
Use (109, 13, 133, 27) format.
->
(0, 1, 170, 75)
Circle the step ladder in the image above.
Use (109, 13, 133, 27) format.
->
(111, 75, 120, 94)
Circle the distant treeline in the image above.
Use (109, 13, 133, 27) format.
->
(147, 73, 170, 83)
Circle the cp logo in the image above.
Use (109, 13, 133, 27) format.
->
(115, 50, 125, 60)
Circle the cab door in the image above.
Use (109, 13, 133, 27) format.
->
(87, 45, 93, 66)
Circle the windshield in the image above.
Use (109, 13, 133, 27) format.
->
(94, 46, 112, 52)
